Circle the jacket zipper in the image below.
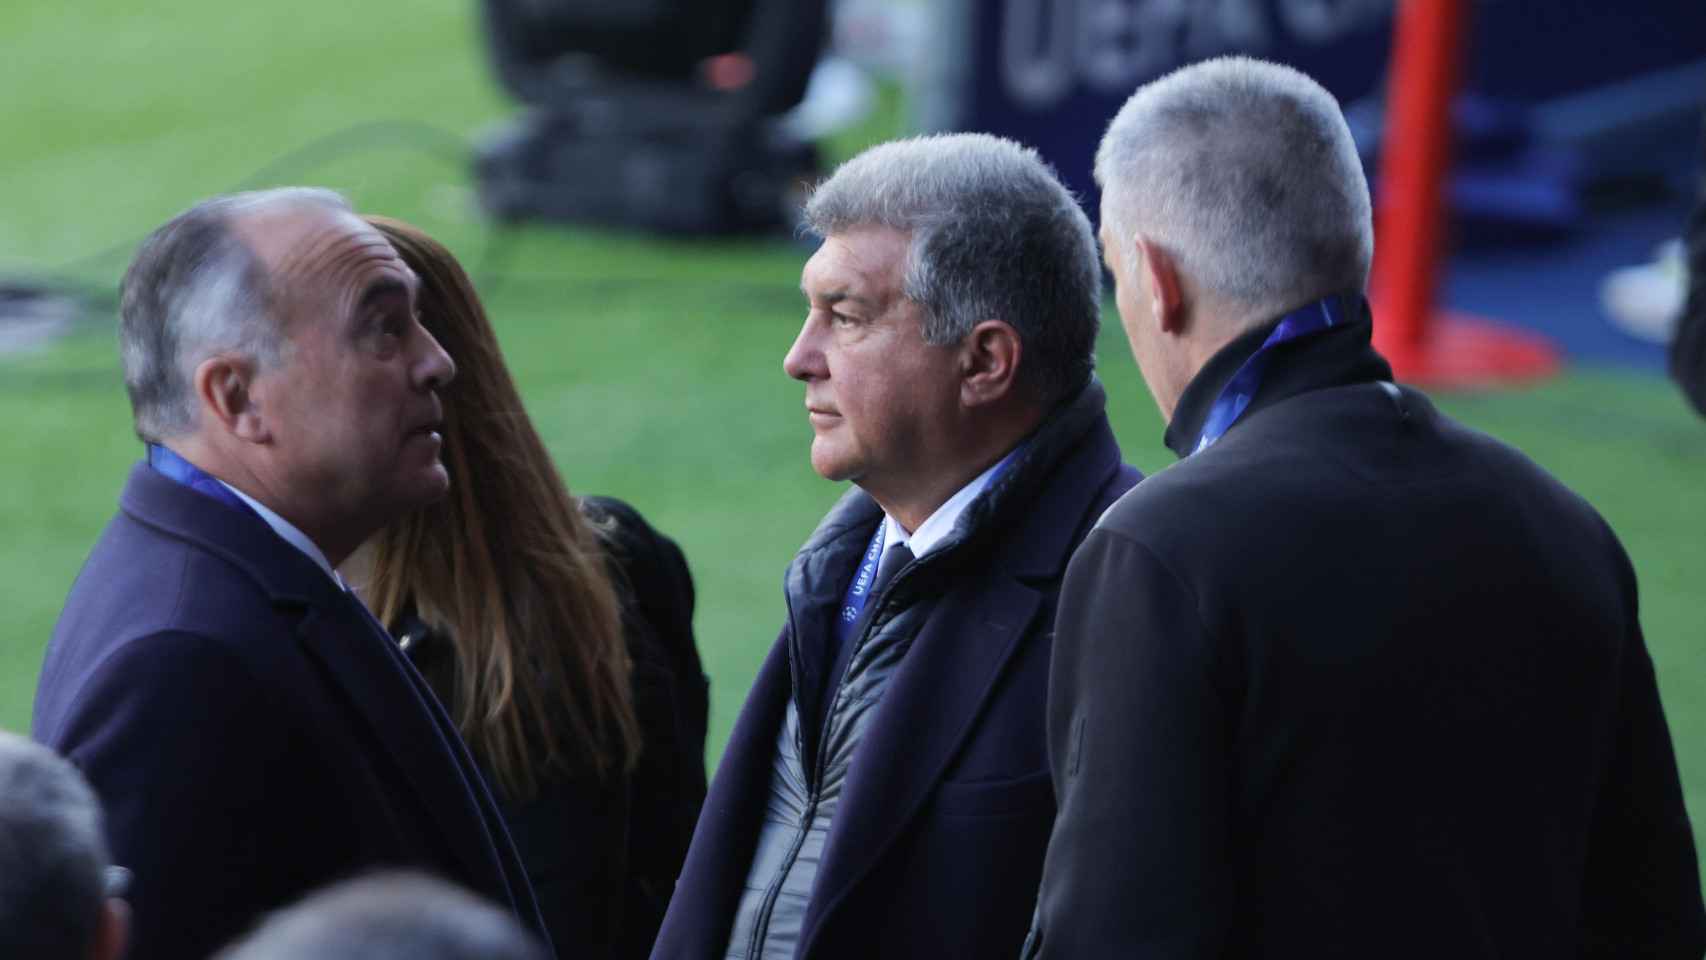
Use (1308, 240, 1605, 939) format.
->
(744, 558, 921, 960)
(743, 590, 822, 960)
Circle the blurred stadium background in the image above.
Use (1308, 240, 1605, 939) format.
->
(0, 0, 1699, 883)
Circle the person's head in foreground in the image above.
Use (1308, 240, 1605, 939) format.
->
(357, 215, 639, 797)
(1094, 54, 1372, 419)
(0, 731, 128, 960)
(215, 872, 547, 960)
(119, 187, 457, 565)
(789, 132, 1101, 526)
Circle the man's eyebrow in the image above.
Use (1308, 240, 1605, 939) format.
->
(356, 277, 413, 312)
(800, 283, 871, 308)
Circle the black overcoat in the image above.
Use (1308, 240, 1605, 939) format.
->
(33, 463, 549, 960)
(1030, 304, 1705, 959)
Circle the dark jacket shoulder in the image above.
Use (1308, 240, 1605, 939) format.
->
(580, 495, 699, 668)
(578, 495, 709, 918)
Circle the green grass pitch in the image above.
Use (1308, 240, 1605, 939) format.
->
(2, 0, 1700, 886)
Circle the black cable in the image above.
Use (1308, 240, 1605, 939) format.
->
(0, 115, 807, 350)
(0, 118, 515, 330)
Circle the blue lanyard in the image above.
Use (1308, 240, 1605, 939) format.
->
(834, 523, 887, 644)
(832, 445, 1026, 647)
(147, 444, 259, 519)
(1193, 296, 1348, 453)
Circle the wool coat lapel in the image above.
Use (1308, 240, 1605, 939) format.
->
(799, 405, 1129, 952)
(655, 637, 794, 955)
(800, 573, 1043, 947)
(294, 594, 516, 903)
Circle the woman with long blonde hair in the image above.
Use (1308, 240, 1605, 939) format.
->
(355, 215, 707, 960)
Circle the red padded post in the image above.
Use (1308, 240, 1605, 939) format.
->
(1369, 0, 1559, 388)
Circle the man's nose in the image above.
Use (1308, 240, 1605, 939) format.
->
(783, 318, 825, 382)
(414, 326, 456, 390)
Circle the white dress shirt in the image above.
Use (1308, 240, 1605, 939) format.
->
(217, 480, 345, 589)
(882, 444, 1025, 557)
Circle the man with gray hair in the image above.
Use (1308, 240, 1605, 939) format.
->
(32, 189, 549, 960)
(1027, 56, 1705, 958)
(652, 133, 1141, 960)
(0, 731, 128, 960)
(216, 872, 547, 960)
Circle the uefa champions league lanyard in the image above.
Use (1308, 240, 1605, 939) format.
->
(834, 523, 890, 645)
(833, 447, 1025, 647)
(147, 443, 260, 519)
(1192, 295, 1350, 453)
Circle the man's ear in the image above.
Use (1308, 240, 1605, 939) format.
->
(192, 354, 269, 443)
(959, 319, 1023, 409)
(1135, 235, 1185, 335)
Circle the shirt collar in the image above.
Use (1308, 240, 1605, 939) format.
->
(216, 480, 345, 589)
(883, 444, 1025, 558)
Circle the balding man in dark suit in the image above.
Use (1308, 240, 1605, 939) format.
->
(34, 188, 549, 960)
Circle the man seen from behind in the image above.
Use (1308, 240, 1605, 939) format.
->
(1027, 57, 1705, 959)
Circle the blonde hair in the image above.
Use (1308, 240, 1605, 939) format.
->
(362, 216, 640, 795)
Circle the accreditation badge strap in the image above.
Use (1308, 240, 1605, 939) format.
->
(147, 443, 261, 520)
(1194, 295, 1349, 453)
(833, 523, 887, 649)
(829, 441, 1028, 650)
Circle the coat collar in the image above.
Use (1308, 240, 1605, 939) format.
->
(1163, 294, 1392, 459)
(783, 379, 1123, 769)
(120, 462, 346, 610)
(951, 376, 1122, 580)
(790, 376, 1121, 584)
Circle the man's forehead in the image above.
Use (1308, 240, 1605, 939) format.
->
(233, 204, 411, 295)
(801, 226, 909, 298)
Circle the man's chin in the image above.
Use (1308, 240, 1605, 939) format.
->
(400, 465, 453, 507)
(809, 444, 860, 483)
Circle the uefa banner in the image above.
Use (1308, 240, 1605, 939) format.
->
(922, 0, 1706, 210)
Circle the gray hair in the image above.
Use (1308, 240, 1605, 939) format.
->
(119, 187, 350, 441)
(804, 133, 1101, 405)
(215, 872, 547, 960)
(1095, 56, 1373, 317)
(0, 731, 113, 960)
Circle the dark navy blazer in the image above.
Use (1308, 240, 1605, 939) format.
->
(33, 464, 549, 960)
(653, 391, 1140, 960)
